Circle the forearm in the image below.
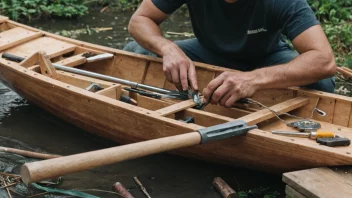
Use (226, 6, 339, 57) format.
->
(252, 50, 336, 90)
(128, 16, 173, 56)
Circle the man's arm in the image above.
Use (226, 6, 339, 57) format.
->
(128, 0, 171, 56)
(203, 25, 336, 107)
(252, 25, 336, 89)
(128, 0, 198, 91)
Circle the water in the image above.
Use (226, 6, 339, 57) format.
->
(0, 10, 284, 197)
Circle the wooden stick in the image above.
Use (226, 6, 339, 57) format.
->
(337, 67, 352, 79)
(0, 146, 61, 159)
(20, 97, 309, 184)
(112, 182, 134, 198)
(134, 177, 151, 198)
(212, 177, 238, 198)
(20, 132, 201, 184)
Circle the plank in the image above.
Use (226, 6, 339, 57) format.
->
(332, 100, 352, 127)
(55, 53, 86, 67)
(96, 85, 122, 99)
(239, 97, 310, 125)
(20, 52, 39, 67)
(111, 54, 148, 83)
(0, 16, 8, 24)
(6, 37, 76, 59)
(156, 99, 198, 116)
(196, 68, 216, 91)
(283, 167, 352, 198)
(349, 107, 352, 128)
(285, 185, 307, 198)
(0, 27, 43, 51)
(56, 70, 113, 88)
(143, 61, 166, 87)
(252, 89, 295, 107)
(38, 51, 58, 79)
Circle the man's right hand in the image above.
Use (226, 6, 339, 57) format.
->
(161, 43, 198, 91)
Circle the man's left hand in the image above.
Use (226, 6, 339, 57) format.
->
(202, 71, 258, 108)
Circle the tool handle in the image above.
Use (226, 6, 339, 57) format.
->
(2, 53, 25, 63)
(21, 132, 201, 184)
(316, 132, 335, 138)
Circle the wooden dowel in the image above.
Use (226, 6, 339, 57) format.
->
(20, 132, 201, 184)
(112, 182, 134, 198)
(337, 67, 352, 79)
(0, 146, 61, 159)
(213, 177, 238, 198)
(134, 177, 151, 198)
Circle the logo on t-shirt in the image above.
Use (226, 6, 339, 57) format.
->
(247, 28, 267, 35)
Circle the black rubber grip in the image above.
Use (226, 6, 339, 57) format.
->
(2, 53, 25, 63)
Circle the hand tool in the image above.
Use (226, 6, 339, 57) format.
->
(316, 137, 351, 147)
(272, 131, 335, 139)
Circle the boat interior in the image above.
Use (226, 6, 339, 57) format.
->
(0, 17, 352, 152)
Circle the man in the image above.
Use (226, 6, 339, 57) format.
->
(124, 0, 336, 108)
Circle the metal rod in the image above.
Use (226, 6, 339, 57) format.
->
(271, 131, 310, 138)
(2, 52, 172, 94)
(52, 64, 171, 94)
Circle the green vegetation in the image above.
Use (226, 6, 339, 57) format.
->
(308, 0, 352, 68)
(0, 0, 88, 21)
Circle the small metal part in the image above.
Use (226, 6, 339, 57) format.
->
(124, 87, 162, 99)
(85, 83, 104, 92)
(315, 108, 327, 116)
(286, 120, 321, 132)
(86, 53, 114, 63)
(197, 120, 258, 144)
(272, 131, 310, 138)
(316, 137, 351, 147)
(179, 117, 195, 124)
(120, 95, 132, 104)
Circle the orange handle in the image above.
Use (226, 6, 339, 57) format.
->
(316, 132, 335, 138)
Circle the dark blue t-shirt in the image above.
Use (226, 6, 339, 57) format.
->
(152, 0, 319, 59)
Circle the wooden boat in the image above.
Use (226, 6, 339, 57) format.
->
(0, 15, 351, 173)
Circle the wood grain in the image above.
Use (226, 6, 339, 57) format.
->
(283, 167, 352, 198)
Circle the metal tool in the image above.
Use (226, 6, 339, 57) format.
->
(2, 52, 172, 95)
(286, 120, 321, 132)
(85, 83, 104, 92)
(124, 87, 189, 100)
(316, 137, 351, 147)
(272, 131, 335, 140)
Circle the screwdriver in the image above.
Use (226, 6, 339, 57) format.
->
(272, 131, 335, 140)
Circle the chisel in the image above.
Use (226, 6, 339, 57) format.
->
(272, 131, 335, 139)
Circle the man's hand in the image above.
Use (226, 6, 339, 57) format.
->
(161, 43, 198, 91)
(203, 71, 258, 108)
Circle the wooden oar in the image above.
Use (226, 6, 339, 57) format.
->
(20, 97, 310, 184)
(20, 121, 256, 185)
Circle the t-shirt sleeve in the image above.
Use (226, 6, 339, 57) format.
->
(152, 0, 188, 14)
(274, 0, 320, 41)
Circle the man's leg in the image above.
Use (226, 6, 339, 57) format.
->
(254, 48, 335, 93)
(123, 41, 157, 57)
(123, 39, 246, 69)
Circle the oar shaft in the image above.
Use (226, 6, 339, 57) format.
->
(21, 132, 201, 185)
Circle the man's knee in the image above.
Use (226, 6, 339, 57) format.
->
(303, 77, 336, 93)
(123, 41, 157, 57)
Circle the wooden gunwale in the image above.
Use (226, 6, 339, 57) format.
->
(0, 16, 351, 172)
